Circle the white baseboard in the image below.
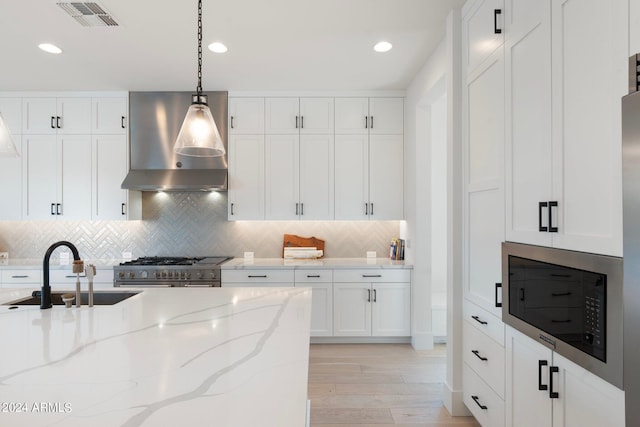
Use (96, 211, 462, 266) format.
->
(444, 382, 471, 417)
(411, 332, 434, 350)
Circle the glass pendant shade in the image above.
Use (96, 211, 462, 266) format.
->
(174, 95, 225, 157)
(0, 113, 19, 157)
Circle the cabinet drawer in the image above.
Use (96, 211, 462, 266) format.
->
(463, 363, 505, 427)
(1, 269, 41, 284)
(463, 321, 505, 398)
(464, 299, 505, 345)
(333, 269, 410, 283)
(222, 269, 294, 284)
(295, 269, 333, 283)
(48, 269, 113, 286)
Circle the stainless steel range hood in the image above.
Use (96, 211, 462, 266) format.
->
(122, 91, 228, 191)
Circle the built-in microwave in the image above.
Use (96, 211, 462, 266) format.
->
(502, 242, 623, 388)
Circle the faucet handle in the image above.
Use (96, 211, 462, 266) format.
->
(72, 260, 84, 273)
(85, 264, 96, 280)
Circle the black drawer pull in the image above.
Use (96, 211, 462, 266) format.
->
(549, 366, 559, 398)
(248, 275, 267, 278)
(471, 350, 488, 361)
(538, 360, 548, 391)
(551, 292, 572, 297)
(11, 275, 29, 279)
(471, 395, 488, 410)
(471, 315, 488, 325)
(551, 319, 571, 323)
(363, 274, 382, 278)
(65, 275, 86, 278)
(307, 275, 321, 278)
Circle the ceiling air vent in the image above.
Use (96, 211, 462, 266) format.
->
(57, 2, 119, 27)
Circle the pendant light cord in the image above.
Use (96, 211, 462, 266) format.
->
(196, 0, 203, 96)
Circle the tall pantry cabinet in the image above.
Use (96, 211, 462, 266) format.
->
(461, 0, 627, 426)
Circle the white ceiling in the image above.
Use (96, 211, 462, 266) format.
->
(0, 0, 465, 92)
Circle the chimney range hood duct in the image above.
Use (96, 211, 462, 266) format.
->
(122, 91, 228, 191)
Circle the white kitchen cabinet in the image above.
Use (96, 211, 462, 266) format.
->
(228, 134, 265, 220)
(49, 268, 114, 289)
(229, 97, 265, 134)
(462, 0, 505, 75)
(0, 98, 22, 220)
(265, 98, 333, 135)
(334, 97, 403, 135)
(506, 0, 626, 257)
(505, 327, 624, 427)
(23, 134, 92, 220)
(221, 269, 295, 287)
(92, 134, 141, 220)
(22, 97, 91, 135)
(295, 270, 333, 337)
(265, 134, 334, 220)
(92, 97, 127, 134)
(463, 46, 504, 318)
(334, 134, 403, 220)
(333, 269, 410, 337)
(1, 269, 41, 288)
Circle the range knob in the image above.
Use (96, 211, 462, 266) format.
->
(129, 272, 135, 279)
(161, 270, 168, 279)
(186, 272, 192, 279)
(118, 271, 125, 279)
(196, 271, 203, 279)
(141, 270, 148, 279)
(210, 271, 216, 279)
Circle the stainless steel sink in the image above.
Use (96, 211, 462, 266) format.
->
(3, 291, 140, 306)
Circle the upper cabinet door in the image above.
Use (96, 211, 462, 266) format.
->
(369, 134, 404, 220)
(463, 0, 505, 75)
(229, 97, 265, 134)
(57, 98, 92, 134)
(369, 98, 404, 135)
(550, 0, 626, 257)
(92, 135, 128, 220)
(228, 134, 265, 220)
(299, 134, 334, 220)
(23, 135, 59, 220)
(299, 98, 334, 134)
(334, 134, 369, 220)
(334, 98, 369, 134)
(92, 97, 127, 134)
(265, 98, 299, 134)
(265, 134, 300, 219)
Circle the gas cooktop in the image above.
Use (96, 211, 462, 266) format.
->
(118, 256, 232, 267)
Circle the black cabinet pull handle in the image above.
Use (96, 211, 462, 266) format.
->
(121, 116, 126, 129)
(373, 289, 377, 302)
(370, 116, 374, 129)
(56, 203, 61, 215)
(494, 9, 502, 34)
(471, 350, 488, 361)
(549, 366, 559, 398)
(121, 203, 126, 215)
(365, 116, 368, 129)
(301, 116, 304, 128)
(365, 203, 368, 215)
(248, 275, 267, 278)
(551, 292, 572, 297)
(519, 288, 525, 301)
(471, 395, 488, 410)
(471, 315, 488, 325)
(51, 116, 56, 129)
(307, 275, 320, 278)
(230, 203, 235, 216)
(295, 116, 299, 129)
(11, 275, 29, 279)
(538, 201, 548, 232)
(551, 319, 571, 323)
(495, 283, 502, 308)
(230, 116, 234, 129)
(538, 360, 548, 391)
(51, 203, 56, 215)
(370, 203, 374, 215)
(367, 289, 371, 302)
(549, 201, 558, 232)
(295, 202, 299, 215)
(56, 116, 61, 129)
(363, 274, 382, 278)
(301, 203, 304, 215)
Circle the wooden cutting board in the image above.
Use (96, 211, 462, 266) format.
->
(283, 234, 325, 258)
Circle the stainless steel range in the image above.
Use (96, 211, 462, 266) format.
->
(113, 256, 232, 287)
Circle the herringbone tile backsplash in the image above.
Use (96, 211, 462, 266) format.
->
(0, 192, 400, 260)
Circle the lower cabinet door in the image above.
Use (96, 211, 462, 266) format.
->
(552, 352, 624, 427)
(505, 327, 553, 427)
(463, 363, 505, 427)
(371, 283, 410, 336)
(297, 282, 333, 337)
(333, 283, 371, 336)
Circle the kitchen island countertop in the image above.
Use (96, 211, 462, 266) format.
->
(0, 287, 311, 426)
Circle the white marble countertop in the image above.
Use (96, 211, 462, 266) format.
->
(0, 287, 311, 426)
(222, 257, 411, 269)
(0, 259, 122, 269)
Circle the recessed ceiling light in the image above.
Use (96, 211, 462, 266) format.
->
(208, 42, 228, 53)
(373, 41, 393, 53)
(38, 43, 63, 54)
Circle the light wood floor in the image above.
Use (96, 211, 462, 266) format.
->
(307, 343, 480, 427)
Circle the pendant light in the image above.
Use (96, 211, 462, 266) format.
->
(173, 0, 225, 158)
(0, 113, 19, 157)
